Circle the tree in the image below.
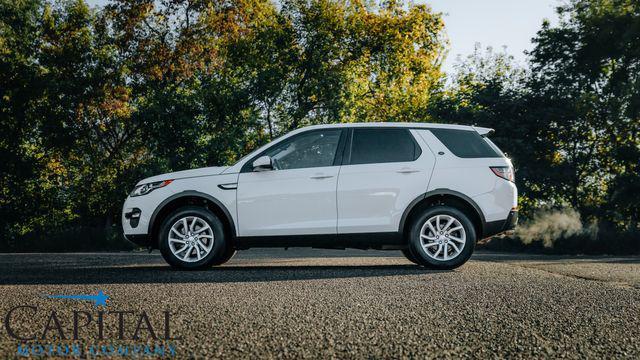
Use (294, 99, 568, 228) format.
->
(428, 46, 560, 219)
(0, 0, 448, 250)
(0, 0, 52, 248)
(528, 0, 640, 229)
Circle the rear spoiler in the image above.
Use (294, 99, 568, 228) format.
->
(472, 126, 494, 137)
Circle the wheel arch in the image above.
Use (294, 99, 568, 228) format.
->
(399, 189, 486, 241)
(149, 191, 237, 248)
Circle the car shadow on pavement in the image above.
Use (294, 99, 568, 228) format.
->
(0, 264, 449, 285)
(472, 252, 640, 264)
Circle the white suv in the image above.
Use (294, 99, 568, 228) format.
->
(122, 123, 517, 269)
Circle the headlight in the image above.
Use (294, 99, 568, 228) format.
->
(130, 180, 173, 197)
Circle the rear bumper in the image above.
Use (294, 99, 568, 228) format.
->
(482, 210, 518, 239)
(503, 210, 518, 231)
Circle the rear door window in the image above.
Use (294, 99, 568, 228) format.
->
(349, 128, 421, 165)
(429, 128, 501, 158)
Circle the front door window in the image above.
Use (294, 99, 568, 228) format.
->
(263, 130, 342, 170)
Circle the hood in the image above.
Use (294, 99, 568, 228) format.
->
(137, 166, 229, 185)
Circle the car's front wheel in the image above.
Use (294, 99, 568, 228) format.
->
(407, 206, 476, 270)
(401, 248, 420, 264)
(159, 206, 231, 269)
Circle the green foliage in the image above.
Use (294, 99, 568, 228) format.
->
(431, 0, 640, 246)
(0, 0, 447, 250)
(0, 0, 637, 251)
(528, 0, 640, 230)
(428, 46, 559, 219)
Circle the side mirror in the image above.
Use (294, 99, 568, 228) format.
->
(252, 155, 273, 171)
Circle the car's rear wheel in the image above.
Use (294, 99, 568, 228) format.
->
(159, 206, 231, 269)
(407, 205, 476, 270)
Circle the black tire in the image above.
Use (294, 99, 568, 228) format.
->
(159, 206, 230, 270)
(211, 247, 237, 266)
(407, 205, 476, 270)
(401, 248, 420, 265)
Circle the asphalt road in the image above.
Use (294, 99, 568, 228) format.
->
(0, 249, 639, 358)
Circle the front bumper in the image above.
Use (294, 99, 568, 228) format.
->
(122, 194, 159, 246)
(123, 208, 152, 246)
(122, 192, 163, 235)
(122, 206, 153, 247)
(124, 234, 152, 247)
(124, 208, 142, 228)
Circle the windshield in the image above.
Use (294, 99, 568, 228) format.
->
(231, 133, 288, 167)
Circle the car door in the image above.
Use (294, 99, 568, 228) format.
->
(237, 129, 345, 237)
(337, 128, 435, 234)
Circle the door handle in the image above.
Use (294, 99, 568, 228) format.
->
(396, 168, 420, 174)
(310, 174, 334, 179)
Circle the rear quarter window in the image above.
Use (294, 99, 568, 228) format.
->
(429, 128, 502, 158)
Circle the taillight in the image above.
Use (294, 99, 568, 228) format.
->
(490, 166, 514, 182)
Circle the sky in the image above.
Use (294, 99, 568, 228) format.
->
(86, 0, 562, 75)
(426, 0, 561, 74)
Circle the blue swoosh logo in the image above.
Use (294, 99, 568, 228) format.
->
(46, 290, 110, 307)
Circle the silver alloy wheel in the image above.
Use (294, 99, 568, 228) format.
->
(419, 214, 466, 261)
(168, 216, 214, 263)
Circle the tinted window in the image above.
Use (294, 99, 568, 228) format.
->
(349, 128, 421, 165)
(430, 128, 501, 158)
(484, 137, 506, 157)
(263, 129, 342, 170)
